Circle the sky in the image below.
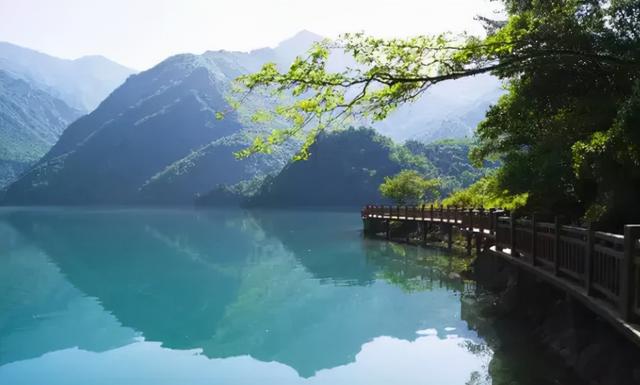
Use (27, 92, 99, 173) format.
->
(0, 0, 503, 70)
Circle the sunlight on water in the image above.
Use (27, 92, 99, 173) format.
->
(0, 208, 576, 385)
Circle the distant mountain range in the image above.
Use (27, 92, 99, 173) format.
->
(376, 73, 504, 142)
(0, 70, 83, 187)
(2, 46, 300, 204)
(0, 42, 135, 188)
(0, 42, 135, 112)
(1, 31, 501, 205)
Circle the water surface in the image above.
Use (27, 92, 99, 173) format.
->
(0, 208, 578, 384)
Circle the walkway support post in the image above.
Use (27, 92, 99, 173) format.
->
(386, 219, 390, 240)
(447, 224, 453, 250)
(422, 222, 428, 244)
(621, 225, 640, 321)
(466, 209, 473, 255)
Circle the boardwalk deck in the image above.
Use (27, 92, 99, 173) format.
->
(361, 204, 640, 346)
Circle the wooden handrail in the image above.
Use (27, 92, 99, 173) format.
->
(361, 204, 640, 323)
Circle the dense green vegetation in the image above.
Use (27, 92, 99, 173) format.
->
(234, 0, 640, 229)
(442, 172, 528, 211)
(470, 0, 640, 228)
(243, 128, 408, 207)
(404, 139, 498, 195)
(379, 170, 440, 205)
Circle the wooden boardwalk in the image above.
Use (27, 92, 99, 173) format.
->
(361, 205, 640, 345)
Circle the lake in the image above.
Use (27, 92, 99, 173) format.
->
(0, 207, 579, 385)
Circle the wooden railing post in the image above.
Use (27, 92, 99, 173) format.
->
(421, 204, 425, 220)
(585, 223, 595, 296)
(476, 209, 484, 254)
(531, 214, 537, 265)
(396, 205, 400, 219)
(404, 205, 408, 219)
(489, 208, 496, 234)
(554, 216, 561, 275)
(496, 214, 504, 251)
(430, 204, 434, 221)
(510, 212, 517, 257)
(439, 205, 444, 221)
(620, 225, 640, 320)
(468, 209, 474, 231)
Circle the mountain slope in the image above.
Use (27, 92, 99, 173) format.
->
(0, 42, 135, 112)
(3, 56, 242, 204)
(139, 133, 297, 204)
(245, 128, 410, 207)
(373, 74, 504, 142)
(0, 70, 82, 186)
(202, 132, 498, 208)
(1, 49, 298, 205)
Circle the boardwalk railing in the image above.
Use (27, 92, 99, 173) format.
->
(362, 205, 640, 323)
(361, 204, 503, 234)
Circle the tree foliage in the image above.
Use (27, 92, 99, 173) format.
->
(232, 0, 640, 228)
(442, 171, 528, 211)
(405, 139, 499, 194)
(379, 170, 440, 205)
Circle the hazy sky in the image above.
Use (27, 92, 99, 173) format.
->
(0, 0, 502, 70)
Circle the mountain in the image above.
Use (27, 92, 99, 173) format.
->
(373, 74, 504, 142)
(139, 133, 297, 204)
(0, 42, 134, 187)
(0, 42, 135, 112)
(1, 47, 299, 205)
(241, 128, 413, 207)
(2, 32, 499, 205)
(404, 139, 499, 193)
(198, 130, 499, 208)
(0, 70, 82, 187)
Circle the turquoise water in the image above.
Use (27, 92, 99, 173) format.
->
(0, 208, 578, 385)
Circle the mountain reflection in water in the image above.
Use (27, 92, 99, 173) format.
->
(0, 208, 579, 385)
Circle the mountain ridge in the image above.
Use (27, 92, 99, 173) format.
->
(0, 41, 135, 112)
